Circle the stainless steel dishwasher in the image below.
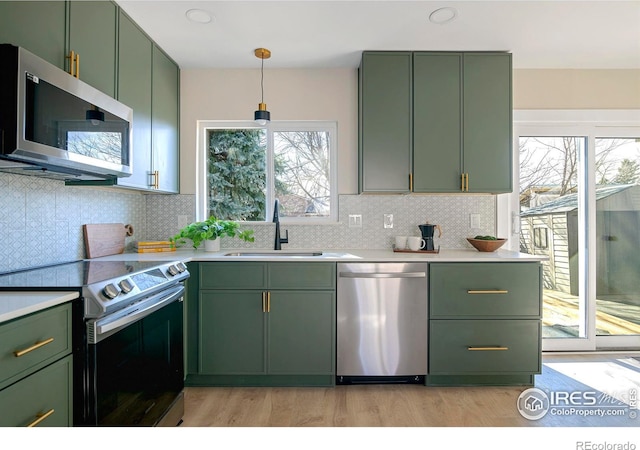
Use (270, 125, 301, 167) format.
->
(337, 262, 428, 383)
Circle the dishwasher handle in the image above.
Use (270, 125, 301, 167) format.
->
(339, 272, 426, 279)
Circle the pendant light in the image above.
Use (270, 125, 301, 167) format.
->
(254, 48, 271, 126)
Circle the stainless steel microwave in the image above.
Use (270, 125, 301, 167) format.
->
(0, 44, 132, 183)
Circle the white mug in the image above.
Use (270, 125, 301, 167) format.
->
(407, 236, 426, 251)
(395, 236, 408, 249)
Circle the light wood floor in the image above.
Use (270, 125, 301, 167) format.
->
(181, 353, 640, 428)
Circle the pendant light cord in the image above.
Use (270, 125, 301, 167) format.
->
(260, 52, 265, 104)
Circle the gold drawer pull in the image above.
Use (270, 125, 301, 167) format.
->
(267, 292, 271, 313)
(27, 409, 55, 427)
(467, 290, 509, 295)
(262, 292, 266, 312)
(467, 346, 509, 351)
(14, 337, 55, 357)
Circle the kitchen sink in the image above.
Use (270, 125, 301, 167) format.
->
(223, 251, 324, 257)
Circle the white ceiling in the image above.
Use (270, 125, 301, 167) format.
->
(116, 0, 640, 70)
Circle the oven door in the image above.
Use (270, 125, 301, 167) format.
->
(79, 284, 184, 426)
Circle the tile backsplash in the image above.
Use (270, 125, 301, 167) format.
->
(0, 172, 495, 273)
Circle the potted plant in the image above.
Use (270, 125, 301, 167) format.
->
(170, 217, 254, 251)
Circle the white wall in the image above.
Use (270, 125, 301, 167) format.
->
(179, 68, 358, 195)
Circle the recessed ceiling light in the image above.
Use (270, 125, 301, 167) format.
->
(429, 7, 458, 25)
(185, 9, 213, 24)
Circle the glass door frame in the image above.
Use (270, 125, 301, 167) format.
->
(500, 109, 640, 351)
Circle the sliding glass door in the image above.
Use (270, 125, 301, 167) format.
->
(509, 113, 640, 351)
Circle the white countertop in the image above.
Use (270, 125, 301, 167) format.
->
(94, 248, 547, 263)
(0, 291, 79, 324)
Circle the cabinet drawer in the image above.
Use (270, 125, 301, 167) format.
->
(0, 354, 72, 426)
(268, 263, 336, 290)
(430, 263, 541, 317)
(200, 262, 267, 290)
(0, 303, 72, 389)
(430, 319, 541, 374)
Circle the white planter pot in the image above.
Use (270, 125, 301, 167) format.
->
(204, 238, 220, 252)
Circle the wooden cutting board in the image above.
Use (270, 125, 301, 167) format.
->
(83, 223, 126, 258)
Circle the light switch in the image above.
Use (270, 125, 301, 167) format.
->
(349, 214, 362, 228)
(470, 213, 480, 229)
(383, 214, 393, 229)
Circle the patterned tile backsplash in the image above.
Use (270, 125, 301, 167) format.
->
(0, 172, 495, 272)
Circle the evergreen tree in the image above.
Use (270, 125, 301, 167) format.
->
(208, 129, 266, 220)
(613, 158, 640, 184)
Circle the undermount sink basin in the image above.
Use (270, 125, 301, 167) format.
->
(223, 251, 324, 257)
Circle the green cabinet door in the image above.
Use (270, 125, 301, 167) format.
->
(199, 291, 266, 374)
(0, 1, 66, 68)
(67, 1, 118, 96)
(413, 52, 463, 192)
(359, 51, 412, 193)
(0, 355, 73, 427)
(116, 10, 153, 190)
(268, 291, 335, 374)
(463, 53, 513, 193)
(151, 45, 180, 193)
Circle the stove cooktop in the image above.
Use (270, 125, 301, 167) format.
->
(0, 260, 189, 318)
(0, 260, 173, 289)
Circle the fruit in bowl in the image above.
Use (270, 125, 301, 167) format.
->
(467, 235, 507, 252)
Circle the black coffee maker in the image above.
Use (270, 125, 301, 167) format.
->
(417, 222, 442, 251)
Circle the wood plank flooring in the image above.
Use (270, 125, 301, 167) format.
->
(181, 353, 640, 428)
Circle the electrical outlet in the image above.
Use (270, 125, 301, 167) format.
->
(383, 214, 393, 229)
(349, 214, 362, 228)
(470, 213, 480, 229)
(177, 215, 189, 229)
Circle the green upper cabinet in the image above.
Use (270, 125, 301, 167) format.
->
(116, 10, 153, 190)
(359, 51, 512, 194)
(413, 52, 462, 192)
(359, 52, 412, 193)
(462, 53, 513, 193)
(67, 0, 118, 97)
(151, 45, 180, 193)
(0, 1, 66, 68)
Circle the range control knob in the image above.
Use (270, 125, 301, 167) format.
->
(167, 265, 180, 276)
(176, 262, 187, 273)
(102, 283, 121, 299)
(119, 278, 134, 294)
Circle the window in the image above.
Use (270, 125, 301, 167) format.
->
(533, 227, 548, 249)
(507, 109, 640, 351)
(198, 121, 337, 223)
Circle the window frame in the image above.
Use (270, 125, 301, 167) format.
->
(196, 120, 338, 224)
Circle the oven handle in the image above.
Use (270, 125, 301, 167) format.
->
(93, 284, 184, 339)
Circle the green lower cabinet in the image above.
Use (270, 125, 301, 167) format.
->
(199, 291, 266, 375)
(187, 262, 336, 387)
(430, 319, 541, 375)
(267, 291, 335, 375)
(0, 355, 73, 427)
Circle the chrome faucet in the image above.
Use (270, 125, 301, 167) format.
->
(273, 199, 288, 250)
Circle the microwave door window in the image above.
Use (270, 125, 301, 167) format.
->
(25, 75, 129, 166)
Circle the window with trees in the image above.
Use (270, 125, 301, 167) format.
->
(201, 121, 337, 223)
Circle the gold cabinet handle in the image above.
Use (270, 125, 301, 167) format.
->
(409, 173, 413, 191)
(27, 409, 55, 427)
(267, 292, 271, 313)
(465, 173, 469, 191)
(468, 346, 509, 351)
(467, 290, 509, 294)
(14, 337, 54, 357)
(150, 170, 160, 189)
(262, 292, 266, 313)
(66, 50, 76, 77)
(75, 52, 80, 79)
(461, 173, 465, 191)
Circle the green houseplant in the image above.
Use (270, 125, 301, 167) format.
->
(170, 217, 254, 251)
